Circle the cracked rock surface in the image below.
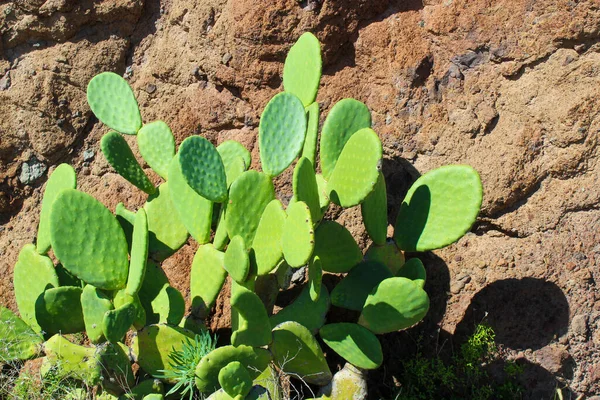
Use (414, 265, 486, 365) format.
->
(2, 0, 600, 397)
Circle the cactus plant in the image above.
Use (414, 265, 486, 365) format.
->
(4, 32, 483, 400)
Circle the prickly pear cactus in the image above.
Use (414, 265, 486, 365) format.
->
(137, 120, 175, 180)
(0, 307, 43, 361)
(319, 323, 382, 370)
(283, 31, 322, 107)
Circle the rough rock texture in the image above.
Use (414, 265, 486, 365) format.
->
(2, 0, 600, 397)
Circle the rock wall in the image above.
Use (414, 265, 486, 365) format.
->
(2, 0, 600, 396)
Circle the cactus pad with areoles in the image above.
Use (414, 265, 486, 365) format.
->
(219, 361, 253, 399)
(101, 131, 156, 194)
(126, 208, 149, 296)
(226, 171, 275, 248)
(168, 155, 213, 245)
(258, 92, 307, 177)
(179, 135, 228, 203)
(102, 301, 136, 343)
(397, 257, 426, 288)
(327, 128, 382, 208)
(364, 240, 405, 275)
(394, 165, 483, 252)
(308, 255, 323, 302)
(81, 284, 113, 344)
(13, 244, 59, 333)
(270, 321, 332, 386)
(319, 323, 383, 370)
(0, 307, 43, 361)
(302, 102, 320, 165)
(224, 235, 250, 283)
(217, 140, 252, 171)
(50, 189, 129, 290)
(313, 221, 362, 273)
(269, 284, 329, 334)
(283, 32, 322, 107)
(137, 120, 175, 180)
(358, 277, 430, 334)
(330, 261, 393, 311)
(195, 345, 272, 393)
(230, 282, 272, 347)
(293, 157, 321, 223)
(282, 201, 314, 267)
(35, 286, 85, 335)
(252, 199, 286, 275)
(37, 163, 77, 254)
(361, 172, 387, 245)
(320, 98, 371, 179)
(87, 72, 142, 135)
(190, 244, 227, 318)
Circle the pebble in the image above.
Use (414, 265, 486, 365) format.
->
(290, 267, 307, 285)
(0, 72, 11, 91)
(19, 157, 47, 185)
(146, 84, 157, 94)
(83, 149, 95, 161)
(222, 53, 232, 65)
(571, 314, 588, 337)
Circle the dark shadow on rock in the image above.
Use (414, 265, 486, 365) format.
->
(382, 155, 421, 226)
(454, 278, 570, 351)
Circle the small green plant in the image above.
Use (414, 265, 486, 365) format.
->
(3, 32, 484, 399)
(157, 331, 217, 400)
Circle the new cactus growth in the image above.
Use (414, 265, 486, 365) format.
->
(5, 31, 483, 400)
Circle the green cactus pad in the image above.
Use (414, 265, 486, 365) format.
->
(230, 282, 272, 347)
(327, 128, 382, 207)
(0, 307, 43, 361)
(319, 323, 383, 370)
(253, 199, 286, 275)
(87, 72, 142, 135)
(283, 32, 322, 107)
(258, 92, 307, 177)
(315, 173, 330, 215)
(313, 221, 362, 273)
(360, 172, 387, 245)
(144, 182, 189, 260)
(37, 163, 77, 254)
(358, 277, 430, 334)
(397, 258, 426, 288)
(81, 284, 113, 344)
(43, 334, 101, 385)
(309, 256, 323, 302)
(13, 244, 59, 333)
(55, 263, 82, 287)
(253, 365, 281, 400)
(195, 345, 272, 393)
(270, 321, 332, 386)
(98, 342, 135, 396)
(126, 379, 164, 399)
(133, 324, 195, 381)
(364, 240, 405, 275)
(116, 289, 146, 330)
(330, 261, 392, 311)
(178, 135, 228, 203)
(126, 208, 149, 296)
(226, 171, 275, 248)
(282, 201, 314, 267)
(138, 261, 168, 323)
(50, 189, 129, 290)
(224, 236, 250, 283)
(190, 244, 227, 318)
(142, 395, 164, 400)
(270, 284, 329, 334)
(223, 156, 246, 189)
(320, 99, 371, 179)
(217, 140, 252, 172)
(302, 102, 320, 165)
(102, 302, 136, 343)
(115, 202, 136, 250)
(214, 203, 230, 251)
(35, 286, 85, 335)
(101, 131, 156, 194)
(293, 157, 321, 223)
(219, 361, 253, 399)
(394, 165, 483, 252)
(149, 283, 185, 326)
(168, 155, 213, 245)
(137, 120, 175, 179)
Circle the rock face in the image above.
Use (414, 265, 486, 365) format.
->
(2, 0, 600, 397)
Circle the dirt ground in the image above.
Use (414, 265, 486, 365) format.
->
(2, 0, 600, 398)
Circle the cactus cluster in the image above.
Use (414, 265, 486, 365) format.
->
(2, 32, 483, 399)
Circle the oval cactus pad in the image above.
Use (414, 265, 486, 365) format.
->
(226, 170, 275, 248)
(361, 171, 388, 245)
(137, 120, 175, 180)
(364, 240, 405, 275)
(358, 277, 430, 334)
(37, 163, 77, 254)
(168, 155, 213, 244)
(87, 71, 142, 135)
(35, 286, 85, 335)
(126, 208, 148, 296)
(50, 189, 129, 290)
(14, 244, 59, 333)
(253, 199, 286, 275)
(259, 92, 307, 177)
(330, 261, 393, 311)
(230, 282, 272, 347)
(319, 323, 383, 370)
(217, 140, 251, 173)
(282, 201, 314, 268)
(0, 307, 43, 361)
(81, 284, 113, 344)
(224, 235, 250, 283)
(218, 361, 253, 399)
(320, 98, 371, 179)
(327, 128, 382, 207)
(394, 165, 483, 252)
(397, 257, 426, 288)
(101, 131, 156, 194)
(308, 256, 323, 302)
(190, 244, 227, 318)
(313, 221, 362, 273)
(293, 157, 321, 223)
(302, 102, 320, 165)
(178, 135, 228, 203)
(283, 32, 322, 107)
(269, 284, 329, 334)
